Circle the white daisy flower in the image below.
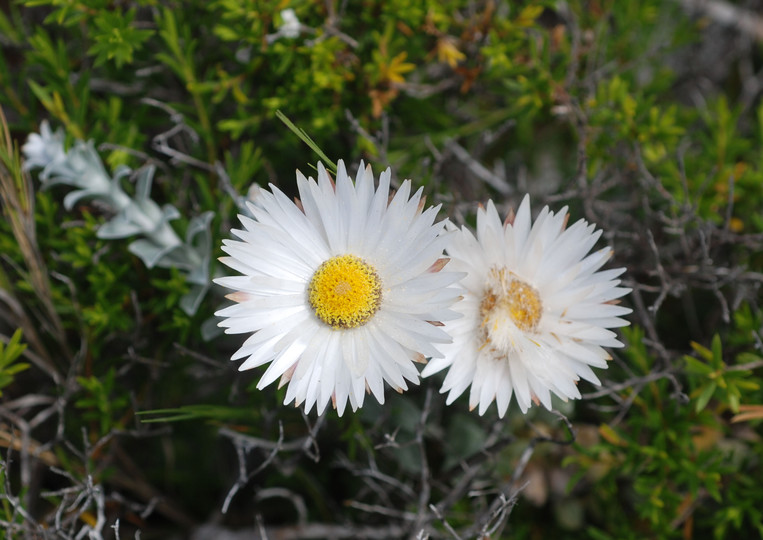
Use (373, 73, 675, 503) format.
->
(215, 160, 462, 416)
(422, 195, 631, 416)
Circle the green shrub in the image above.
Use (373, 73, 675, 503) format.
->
(0, 1, 761, 538)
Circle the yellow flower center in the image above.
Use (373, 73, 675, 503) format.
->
(479, 267, 542, 349)
(308, 255, 382, 329)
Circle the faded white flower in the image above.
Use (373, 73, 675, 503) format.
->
(422, 196, 631, 416)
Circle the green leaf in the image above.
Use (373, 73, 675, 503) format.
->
(87, 9, 154, 68)
(690, 340, 713, 362)
(443, 413, 488, 469)
(137, 404, 259, 423)
(684, 355, 713, 375)
(710, 334, 723, 368)
(275, 110, 337, 172)
(695, 381, 717, 412)
(0, 329, 29, 396)
(736, 352, 762, 365)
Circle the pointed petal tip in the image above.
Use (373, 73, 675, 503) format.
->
(504, 206, 516, 227)
(278, 364, 297, 389)
(225, 291, 251, 303)
(417, 194, 426, 214)
(427, 258, 450, 273)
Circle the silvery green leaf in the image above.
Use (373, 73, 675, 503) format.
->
(184, 211, 214, 284)
(187, 262, 209, 285)
(97, 212, 144, 239)
(63, 188, 99, 211)
(161, 204, 181, 222)
(105, 166, 133, 211)
(40, 173, 83, 190)
(112, 164, 132, 182)
(179, 283, 209, 315)
(133, 165, 155, 200)
(155, 244, 195, 270)
(129, 167, 178, 229)
(41, 140, 132, 210)
(124, 199, 163, 233)
(22, 121, 66, 171)
(45, 141, 109, 189)
(147, 209, 210, 273)
(128, 239, 181, 268)
(201, 316, 224, 341)
(185, 211, 214, 247)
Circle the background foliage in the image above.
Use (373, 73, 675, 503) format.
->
(1, 0, 762, 538)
